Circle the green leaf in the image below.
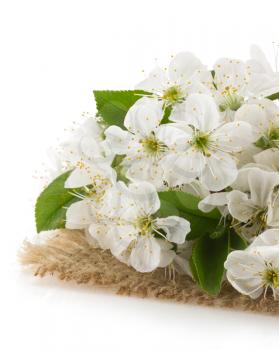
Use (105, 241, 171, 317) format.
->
(158, 191, 220, 240)
(267, 92, 279, 101)
(191, 231, 230, 296)
(161, 106, 172, 124)
(158, 198, 180, 218)
(35, 171, 81, 233)
(255, 135, 270, 150)
(230, 231, 248, 250)
(209, 223, 227, 239)
(93, 90, 150, 127)
(189, 254, 199, 282)
(184, 212, 218, 240)
(111, 155, 128, 183)
(158, 191, 220, 220)
(255, 128, 279, 150)
(158, 197, 213, 240)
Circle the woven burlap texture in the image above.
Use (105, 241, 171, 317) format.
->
(19, 229, 279, 315)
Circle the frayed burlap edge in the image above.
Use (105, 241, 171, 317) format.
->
(19, 229, 279, 315)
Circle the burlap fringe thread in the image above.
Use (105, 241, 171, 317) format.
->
(19, 229, 279, 315)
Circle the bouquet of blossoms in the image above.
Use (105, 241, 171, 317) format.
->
(34, 46, 279, 300)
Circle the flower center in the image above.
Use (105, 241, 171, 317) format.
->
(140, 132, 167, 156)
(191, 130, 211, 156)
(219, 86, 244, 112)
(234, 207, 268, 239)
(262, 263, 279, 289)
(84, 175, 112, 202)
(136, 216, 154, 236)
(162, 85, 183, 105)
(255, 127, 279, 150)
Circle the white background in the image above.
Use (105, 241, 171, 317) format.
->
(1, 0, 279, 349)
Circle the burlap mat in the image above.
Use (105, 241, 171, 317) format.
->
(19, 229, 279, 315)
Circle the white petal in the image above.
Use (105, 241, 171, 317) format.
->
(236, 144, 262, 168)
(162, 150, 203, 187)
(168, 52, 204, 82)
(155, 124, 188, 149)
(247, 73, 279, 98)
(173, 241, 193, 276)
(225, 250, 264, 299)
(234, 103, 269, 137)
(124, 97, 163, 136)
(84, 229, 100, 248)
(227, 190, 255, 222)
(254, 148, 279, 172)
(173, 255, 191, 276)
(105, 125, 132, 154)
(177, 148, 206, 177)
(136, 67, 167, 92)
(248, 168, 279, 207)
(226, 272, 263, 299)
(130, 236, 161, 272)
(170, 94, 220, 131)
(201, 152, 237, 191)
(65, 163, 116, 189)
(231, 167, 252, 192)
(58, 117, 103, 164)
(80, 117, 103, 137)
(212, 121, 256, 152)
(267, 193, 279, 227)
(198, 192, 228, 213)
(213, 58, 248, 95)
(65, 168, 91, 188)
(65, 199, 95, 229)
(169, 102, 188, 123)
(155, 216, 191, 244)
(249, 45, 273, 74)
(88, 223, 111, 250)
(161, 155, 196, 187)
(119, 181, 160, 215)
(247, 47, 279, 97)
(157, 239, 176, 268)
(80, 136, 103, 159)
(180, 180, 210, 198)
(125, 158, 164, 189)
(109, 224, 137, 257)
(225, 250, 264, 278)
(59, 139, 81, 164)
(249, 229, 279, 248)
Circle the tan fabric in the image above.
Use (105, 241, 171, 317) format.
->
(19, 229, 279, 315)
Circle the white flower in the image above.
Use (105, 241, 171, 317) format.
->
(57, 118, 116, 231)
(227, 167, 279, 240)
(198, 192, 229, 216)
(65, 198, 96, 230)
(247, 45, 279, 97)
(164, 93, 255, 191)
(235, 144, 262, 168)
(178, 180, 210, 198)
(234, 98, 279, 150)
(211, 46, 279, 121)
(89, 181, 191, 273)
(249, 228, 279, 248)
(58, 117, 111, 167)
(225, 230, 279, 299)
(65, 164, 117, 230)
(136, 52, 211, 110)
(254, 148, 279, 172)
(105, 97, 186, 189)
(212, 57, 248, 121)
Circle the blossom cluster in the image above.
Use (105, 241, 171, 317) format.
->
(36, 45, 279, 299)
